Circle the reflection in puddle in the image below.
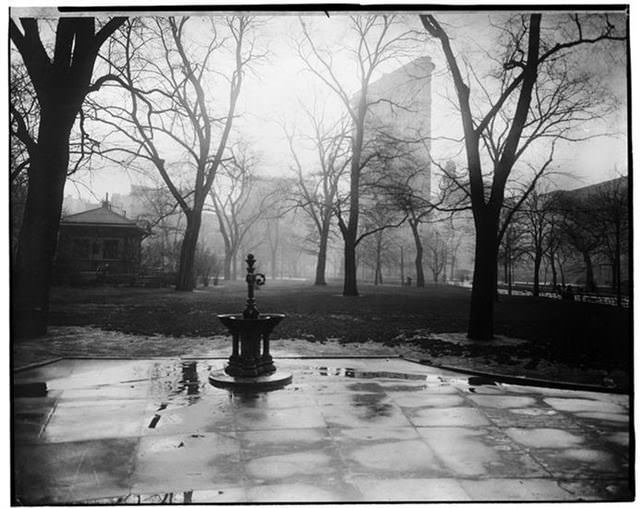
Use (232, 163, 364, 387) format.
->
(179, 362, 199, 396)
(86, 491, 195, 504)
(149, 361, 206, 401)
(316, 367, 426, 380)
(148, 414, 161, 429)
(351, 393, 394, 419)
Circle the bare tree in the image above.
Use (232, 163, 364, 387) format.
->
(209, 144, 272, 281)
(284, 108, 350, 285)
(591, 176, 628, 306)
(424, 227, 448, 284)
(10, 15, 126, 338)
(359, 206, 402, 285)
(555, 191, 601, 292)
(9, 60, 33, 259)
(92, 16, 261, 290)
(519, 189, 557, 296)
(498, 210, 528, 295)
(556, 176, 629, 303)
(298, 14, 422, 296)
(131, 184, 184, 272)
(421, 13, 625, 340)
(194, 244, 222, 287)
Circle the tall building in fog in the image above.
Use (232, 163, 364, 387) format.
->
(364, 56, 434, 199)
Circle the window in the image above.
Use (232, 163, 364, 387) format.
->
(103, 239, 120, 260)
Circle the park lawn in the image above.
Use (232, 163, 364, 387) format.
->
(46, 280, 631, 375)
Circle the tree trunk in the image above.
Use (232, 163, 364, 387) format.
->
(343, 234, 358, 296)
(442, 255, 447, 283)
(10, 17, 126, 338)
(374, 233, 383, 285)
(468, 212, 499, 341)
(223, 247, 233, 282)
(314, 222, 330, 285)
(614, 223, 622, 306)
(12, 110, 73, 339)
(400, 246, 404, 286)
(532, 249, 542, 297)
(583, 251, 595, 292)
(341, 93, 366, 297)
(232, 251, 238, 280)
(176, 209, 202, 291)
(450, 252, 456, 281)
(549, 251, 558, 288)
(409, 221, 424, 287)
(503, 254, 509, 294)
(270, 243, 278, 280)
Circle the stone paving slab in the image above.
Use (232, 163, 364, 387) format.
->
(12, 357, 632, 504)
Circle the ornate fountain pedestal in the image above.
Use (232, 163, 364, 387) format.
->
(209, 255, 292, 391)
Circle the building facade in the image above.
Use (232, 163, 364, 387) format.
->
(55, 201, 147, 283)
(365, 56, 434, 199)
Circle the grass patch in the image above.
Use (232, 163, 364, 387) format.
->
(47, 280, 630, 374)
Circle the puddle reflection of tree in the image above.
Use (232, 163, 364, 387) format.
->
(174, 361, 200, 404)
(351, 393, 394, 419)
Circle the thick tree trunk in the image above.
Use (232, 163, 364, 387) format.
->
(314, 222, 330, 285)
(232, 250, 239, 280)
(10, 17, 125, 339)
(343, 234, 358, 296)
(341, 94, 366, 297)
(468, 212, 499, 341)
(223, 248, 233, 281)
(176, 209, 202, 291)
(12, 111, 73, 339)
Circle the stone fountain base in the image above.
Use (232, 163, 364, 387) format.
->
(211, 254, 291, 392)
(212, 312, 291, 392)
(208, 369, 292, 391)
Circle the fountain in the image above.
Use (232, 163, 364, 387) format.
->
(209, 254, 291, 390)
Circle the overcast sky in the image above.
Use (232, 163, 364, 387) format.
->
(36, 9, 628, 203)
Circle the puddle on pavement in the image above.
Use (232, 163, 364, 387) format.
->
(84, 491, 199, 504)
(314, 367, 426, 380)
(312, 367, 485, 392)
(350, 393, 395, 419)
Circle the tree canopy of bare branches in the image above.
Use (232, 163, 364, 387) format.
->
(283, 105, 351, 285)
(90, 16, 263, 290)
(297, 14, 425, 296)
(421, 12, 625, 340)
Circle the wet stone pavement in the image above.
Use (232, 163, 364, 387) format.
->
(13, 357, 631, 504)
